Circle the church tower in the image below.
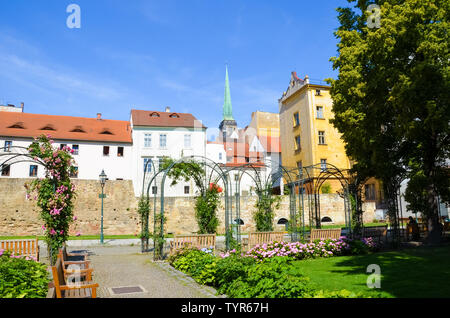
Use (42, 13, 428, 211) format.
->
(219, 65, 238, 140)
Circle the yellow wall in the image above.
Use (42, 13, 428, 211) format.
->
(248, 111, 280, 137)
(279, 84, 351, 192)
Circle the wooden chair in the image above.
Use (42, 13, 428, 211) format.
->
(0, 237, 39, 261)
(169, 234, 216, 254)
(50, 256, 99, 298)
(247, 231, 286, 250)
(362, 225, 388, 243)
(309, 228, 342, 242)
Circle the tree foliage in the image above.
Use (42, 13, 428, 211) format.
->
(329, 0, 449, 243)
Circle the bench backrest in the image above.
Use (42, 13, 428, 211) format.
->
(51, 257, 66, 298)
(248, 231, 285, 249)
(0, 237, 39, 261)
(362, 225, 388, 237)
(309, 229, 342, 242)
(173, 234, 216, 250)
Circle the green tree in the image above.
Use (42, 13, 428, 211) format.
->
(329, 0, 449, 244)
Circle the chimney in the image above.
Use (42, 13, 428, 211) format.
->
(165, 106, 171, 113)
(20, 102, 24, 112)
(97, 113, 102, 120)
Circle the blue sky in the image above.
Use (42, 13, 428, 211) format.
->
(0, 0, 349, 136)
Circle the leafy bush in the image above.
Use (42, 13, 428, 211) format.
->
(223, 257, 314, 298)
(170, 247, 217, 285)
(0, 250, 50, 298)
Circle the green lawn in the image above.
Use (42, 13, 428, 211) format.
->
(294, 244, 450, 298)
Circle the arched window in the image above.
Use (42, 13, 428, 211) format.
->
(233, 219, 244, 225)
(277, 218, 289, 225)
(321, 216, 332, 223)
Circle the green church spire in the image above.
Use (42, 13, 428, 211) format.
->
(223, 65, 234, 120)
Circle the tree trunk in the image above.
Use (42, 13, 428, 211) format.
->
(425, 184, 441, 245)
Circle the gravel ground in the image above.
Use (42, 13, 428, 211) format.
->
(42, 243, 220, 298)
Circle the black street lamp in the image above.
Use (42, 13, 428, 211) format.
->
(99, 169, 107, 244)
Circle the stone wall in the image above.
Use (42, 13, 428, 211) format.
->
(0, 178, 375, 236)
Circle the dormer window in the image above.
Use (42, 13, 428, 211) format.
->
(169, 113, 180, 118)
(150, 112, 160, 118)
(8, 122, 25, 129)
(40, 125, 56, 131)
(71, 126, 86, 133)
(100, 129, 113, 135)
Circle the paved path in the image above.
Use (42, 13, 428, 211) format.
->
(43, 243, 220, 298)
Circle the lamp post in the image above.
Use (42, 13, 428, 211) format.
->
(99, 169, 107, 244)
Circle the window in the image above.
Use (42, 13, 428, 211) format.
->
(318, 131, 326, 145)
(297, 161, 303, 171)
(72, 145, 79, 155)
(29, 165, 38, 177)
(158, 157, 164, 171)
(117, 147, 124, 157)
(315, 89, 322, 96)
(103, 146, 110, 156)
(219, 153, 222, 160)
(144, 134, 152, 148)
(184, 134, 191, 148)
(320, 159, 327, 172)
(184, 186, 190, 194)
(4, 141, 12, 152)
(294, 135, 301, 151)
(70, 167, 78, 178)
(152, 186, 157, 195)
(1, 164, 10, 176)
(60, 144, 67, 150)
(365, 184, 376, 201)
(316, 106, 324, 119)
(144, 158, 152, 172)
(293, 112, 300, 127)
(159, 134, 167, 148)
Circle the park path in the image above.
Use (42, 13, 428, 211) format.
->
(44, 243, 220, 298)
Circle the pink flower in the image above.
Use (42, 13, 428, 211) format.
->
(73, 216, 77, 221)
(59, 230, 64, 235)
(76, 232, 81, 237)
(50, 229, 57, 235)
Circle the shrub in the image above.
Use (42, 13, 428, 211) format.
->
(170, 247, 217, 285)
(224, 257, 314, 298)
(0, 250, 50, 298)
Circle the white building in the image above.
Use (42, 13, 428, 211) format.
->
(0, 109, 132, 181)
(130, 108, 207, 197)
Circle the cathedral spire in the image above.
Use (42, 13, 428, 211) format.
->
(223, 65, 234, 121)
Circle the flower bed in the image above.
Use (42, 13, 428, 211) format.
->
(221, 236, 378, 261)
(168, 237, 382, 298)
(0, 249, 50, 298)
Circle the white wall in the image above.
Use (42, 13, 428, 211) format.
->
(131, 125, 207, 197)
(0, 137, 132, 181)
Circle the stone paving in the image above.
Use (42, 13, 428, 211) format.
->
(42, 242, 221, 298)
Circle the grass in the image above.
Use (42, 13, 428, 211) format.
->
(293, 244, 450, 298)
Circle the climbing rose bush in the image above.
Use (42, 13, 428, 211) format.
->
(25, 134, 77, 264)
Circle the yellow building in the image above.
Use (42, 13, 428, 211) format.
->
(279, 72, 383, 207)
(246, 111, 280, 138)
(278, 72, 351, 193)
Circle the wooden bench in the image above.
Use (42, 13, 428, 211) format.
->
(50, 255, 99, 298)
(247, 231, 286, 250)
(309, 229, 342, 242)
(169, 234, 216, 254)
(362, 225, 388, 243)
(0, 237, 39, 261)
(59, 246, 90, 270)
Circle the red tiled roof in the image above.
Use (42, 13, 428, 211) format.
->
(0, 112, 132, 143)
(131, 109, 206, 129)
